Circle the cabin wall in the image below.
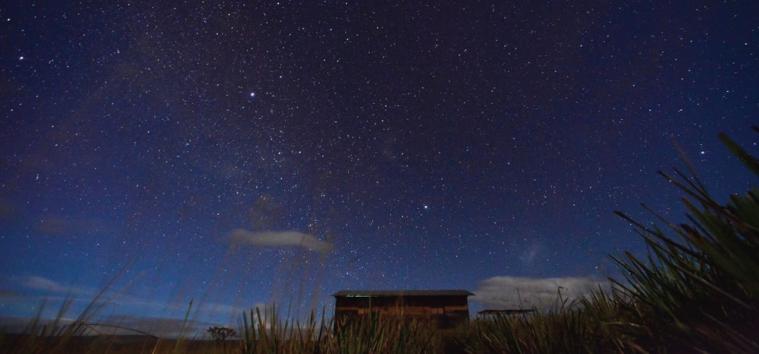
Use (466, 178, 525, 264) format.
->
(334, 295, 469, 329)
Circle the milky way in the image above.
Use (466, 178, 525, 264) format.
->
(1, 1, 757, 324)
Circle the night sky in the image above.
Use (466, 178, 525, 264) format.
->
(1, 1, 758, 328)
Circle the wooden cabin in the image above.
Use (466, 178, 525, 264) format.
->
(333, 289, 473, 329)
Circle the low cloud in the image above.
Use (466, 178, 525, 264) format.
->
(22, 276, 80, 294)
(229, 229, 333, 253)
(472, 276, 608, 311)
(7, 275, 252, 337)
(20, 276, 243, 316)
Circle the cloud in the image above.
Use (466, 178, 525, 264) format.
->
(229, 229, 333, 253)
(7, 275, 253, 337)
(472, 276, 608, 311)
(17, 276, 247, 316)
(21, 275, 101, 297)
(22, 276, 76, 294)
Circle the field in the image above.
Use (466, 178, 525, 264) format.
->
(1, 131, 758, 353)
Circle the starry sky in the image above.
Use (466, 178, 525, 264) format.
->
(1, 1, 758, 326)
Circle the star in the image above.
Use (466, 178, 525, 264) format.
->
(249, 92, 256, 98)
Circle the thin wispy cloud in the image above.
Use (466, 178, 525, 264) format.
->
(472, 275, 608, 311)
(3, 275, 254, 339)
(15, 275, 246, 320)
(229, 229, 333, 253)
(21, 276, 91, 295)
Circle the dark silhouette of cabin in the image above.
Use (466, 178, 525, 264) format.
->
(333, 289, 473, 329)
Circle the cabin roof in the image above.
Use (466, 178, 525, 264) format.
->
(333, 289, 473, 297)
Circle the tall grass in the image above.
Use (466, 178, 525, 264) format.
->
(464, 129, 759, 353)
(460, 288, 634, 353)
(239, 305, 440, 354)
(608, 130, 759, 352)
(0, 301, 440, 353)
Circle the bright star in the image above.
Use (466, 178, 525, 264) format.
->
(249, 92, 256, 98)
